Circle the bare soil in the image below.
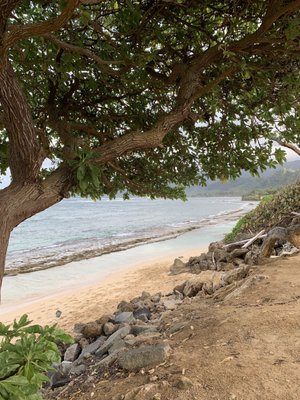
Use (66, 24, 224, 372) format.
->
(49, 253, 300, 400)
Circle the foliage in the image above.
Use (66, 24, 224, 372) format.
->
(225, 182, 300, 241)
(224, 211, 255, 242)
(1, 1, 300, 200)
(0, 314, 73, 400)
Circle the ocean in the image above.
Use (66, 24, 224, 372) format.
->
(1, 196, 257, 306)
(6, 196, 254, 275)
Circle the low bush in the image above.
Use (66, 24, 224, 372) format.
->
(0, 314, 73, 400)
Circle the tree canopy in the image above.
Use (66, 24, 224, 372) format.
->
(0, 0, 300, 204)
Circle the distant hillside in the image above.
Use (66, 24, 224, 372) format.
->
(187, 160, 300, 197)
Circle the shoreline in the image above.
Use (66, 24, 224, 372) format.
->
(5, 206, 251, 277)
(0, 246, 205, 332)
(0, 206, 252, 330)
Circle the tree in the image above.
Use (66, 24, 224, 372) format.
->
(1, 0, 300, 294)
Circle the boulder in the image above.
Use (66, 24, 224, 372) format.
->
(169, 258, 189, 275)
(230, 248, 249, 259)
(162, 298, 182, 310)
(118, 343, 170, 371)
(103, 322, 118, 336)
(78, 336, 106, 359)
(64, 343, 80, 362)
(221, 265, 250, 286)
(115, 311, 135, 324)
(187, 254, 214, 274)
(49, 369, 70, 389)
(80, 321, 103, 338)
(117, 300, 134, 313)
(131, 324, 158, 336)
(133, 307, 151, 322)
(213, 248, 229, 263)
(96, 314, 114, 325)
(183, 271, 224, 297)
(95, 348, 126, 368)
(95, 325, 131, 357)
(173, 282, 186, 294)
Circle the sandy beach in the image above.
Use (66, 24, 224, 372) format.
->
(0, 246, 205, 333)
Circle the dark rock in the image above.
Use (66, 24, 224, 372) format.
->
(230, 248, 249, 259)
(64, 343, 80, 362)
(103, 322, 118, 336)
(60, 361, 72, 376)
(95, 325, 131, 357)
(49, 369, 70, 389)
(115, 312, 135, 324)
(133, 307, 151, 322)
(80, 321, 103, 338)
(96, 314, 114, 325)
(70, 364, 87, 375)
(118, 343, 170, 371)
(213, 249, 229, 263)
(232, 257, 245, 266)
(108, 339, 127, 354)
(117, 300, 135, 313)
(173, 282, 186, 294)
(131, 325, 158, 336)
(169, 258, 189, 275)
(187, 254, 214, 274)
(95, 348, 125, 368)
(78, 336, 106, 359)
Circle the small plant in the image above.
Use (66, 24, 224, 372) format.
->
(0, 314, 73, 400)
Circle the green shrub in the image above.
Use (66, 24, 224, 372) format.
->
(0, 314, 73, 400)
(225, 182, 300, 242)
(224, 210, 255, 242)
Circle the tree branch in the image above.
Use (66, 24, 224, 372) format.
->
(0, 0, 21, 38)
(272, 136, 300, 156)
(43, 34, 129, 76)
(0, 60, 44, 182)
(3, 0, 79, 51)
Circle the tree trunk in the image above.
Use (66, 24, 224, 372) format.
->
(0, 168, 73, 298)
(260, 225, 300, 257)
(0, 222, 11, 301)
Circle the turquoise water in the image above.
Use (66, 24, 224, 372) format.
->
(6, 197, 253, 272)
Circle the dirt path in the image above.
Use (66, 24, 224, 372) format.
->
(49, 254, 300, 400)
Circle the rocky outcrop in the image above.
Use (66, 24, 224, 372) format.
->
(47, 250, 255, 395)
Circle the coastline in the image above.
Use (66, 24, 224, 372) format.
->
(0, 246, 205, 333)
(5, 205, 251, 277)
(0, 206, 252, 330)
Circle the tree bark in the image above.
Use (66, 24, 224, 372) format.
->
(0, 166, 73, 297)
(0, 217, 11, 302)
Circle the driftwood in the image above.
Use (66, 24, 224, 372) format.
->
(260, 225, 300, 258)
(291, 211, 300, 217)
(224, 233, 267, 249)
(242, 229, 265, 249)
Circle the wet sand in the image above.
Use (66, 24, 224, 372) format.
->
(0, 247, 205, 333)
